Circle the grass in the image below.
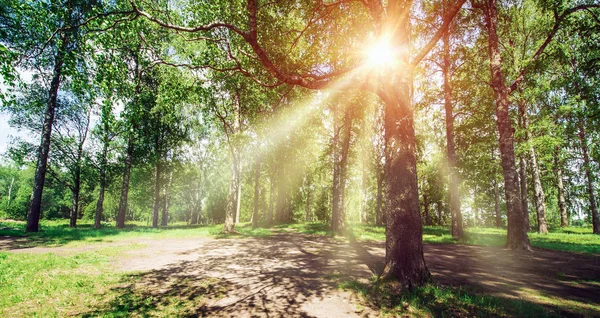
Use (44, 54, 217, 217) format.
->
(2, 219, 598, 254)
(0, 220, 275, 248)
(289, 222, 600, 254)
(0, 247, 128, 317)
(338, 279, 560, 317)
(1, 219, 598, 317)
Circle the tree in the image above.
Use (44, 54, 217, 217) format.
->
(132, 0, 469, 287)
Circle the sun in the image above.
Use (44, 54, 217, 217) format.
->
(366, 40, 396, 67)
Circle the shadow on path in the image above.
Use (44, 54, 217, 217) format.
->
(76, 232, 600, 317)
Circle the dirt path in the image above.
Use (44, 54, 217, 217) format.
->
(4, 232, 600, 317)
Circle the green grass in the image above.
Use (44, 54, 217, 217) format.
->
(1, 219, 598, 316)
(2, 219, 598, 254)
(289, 222, 600, 254)
(0, 248, 128, 317)
(339, 279, 560, 317)
(0, 220, 269, 248)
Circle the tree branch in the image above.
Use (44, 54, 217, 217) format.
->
(410, 0, 467, 68)
(508, 4, 600, 94)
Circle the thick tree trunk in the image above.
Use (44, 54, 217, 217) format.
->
(26, 35, 68, 232)
(579, 125, 600, 234)
(252, 159, 260, 229)
(483, 0, 531, 250)
(376, 7, 430, 286)
(554, 155, 568, 227)
(443, 26, 464, 239)
(152, 160, 162, 228)
(116, 139, 134, 228)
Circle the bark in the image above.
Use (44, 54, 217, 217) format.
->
(116, 51, 141, 229)
(443, 25, 464, 239)
(423, 193, 432, 226)
(267, 173, 274, 226)
(529, 147, 548, 234)
(223, 152, 241, 233)
(483, 0, 531, 250)
(375, 5, 431, 286)
(94, 131, 109, 229)
(332, 106, 352, 235)
(554, 154, 568, 227)
(519, 157, 531, 231)
(437, 202, 443, 225)
(161, 168, 172, 226)
(519, 102, 547, 234)
(252, 158, 260, 229)
(360, 157, 368, 223)
(116, 137, 133, 228)
(579, 124, 600, 234)
(493, 177, 502, 227)
(152, 160, 162, 228)
(376, 161, 384, 227)
(305, 185, 311, 222)
(235, 160, 242, 224)
(26, 34, 69, 232)
(7, 177, 14, 208)
(69, 163, 81, 228)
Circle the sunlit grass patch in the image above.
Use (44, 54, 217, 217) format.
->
(0, 219, 224, 248)
(339, 279, 558, 317)
(0, 250, 121, 317)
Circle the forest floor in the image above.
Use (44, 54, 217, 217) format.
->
(2, 225, 600, 317)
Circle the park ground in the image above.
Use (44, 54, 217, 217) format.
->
(1, 221, 599, 317)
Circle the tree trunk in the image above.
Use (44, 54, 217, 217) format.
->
(579, 124, 600, 234)
(252, 158, 260, 229)
(493, 177, 502, 227)
(223, 152, 241, 232)
(267, 173, 274, 226)
(519, 157, 531, 231)
(375, 6, 431, 286)
(331, 105, 342, 234)
(116, 137, 133, 229)
(69, 158, 82, 228)
(70, 181, 80, 228)
(7, 177, 14, 208)
(305, 185, 311, 222)
(376, 161, 384, 227)
(161, 168, 172, 227)
(443, 25, 464, 239)
(554, 154, 568, 227)
(152, 160, 162, 228)
(235, 159, 242, 224)
(483, 0, 531, 250)
(94, 131, 108, 229)
(360, 156, 368, 223)
(26, 34, 69, 232)
(332, 107, 352, 235)
(423, 193, 432, 226)
(529, 147, 548, 234)
(519, 102, 548, 234)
